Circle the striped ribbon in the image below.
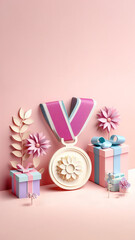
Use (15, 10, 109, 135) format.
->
(40, 97, 96, 142)
(12, 169, 36, 195)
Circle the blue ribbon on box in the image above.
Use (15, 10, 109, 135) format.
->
(91, 135, 125, 185)
(91, 135, 125, 149)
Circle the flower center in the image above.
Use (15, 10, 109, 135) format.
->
(107, 118, 111, 122)
(35, 143, 40, 148)
(66, 164, 75, 174)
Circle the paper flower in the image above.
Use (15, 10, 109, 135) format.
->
(58, 156, 81, 181)
(97, 107, 120, 133)
(26, 133, 51, 157)
(119, 178, 130, 189)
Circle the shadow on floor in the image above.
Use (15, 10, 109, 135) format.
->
(44, 185, 66, 192)
(22, 203, 32, 207)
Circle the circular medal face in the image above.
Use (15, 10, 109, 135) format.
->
(49, 146, 92, 190)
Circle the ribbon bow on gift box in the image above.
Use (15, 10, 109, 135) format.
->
(91, 135, 125, 149)
(16, 163, 34, 173)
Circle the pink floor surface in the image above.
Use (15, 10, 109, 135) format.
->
(0, 169, 135, 240)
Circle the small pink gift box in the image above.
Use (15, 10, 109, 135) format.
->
(87, 143, 129, 187)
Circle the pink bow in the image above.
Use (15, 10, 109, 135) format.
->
(17, 163, 34, 173)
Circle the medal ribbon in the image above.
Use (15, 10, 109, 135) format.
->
(40, 97, 96, 141)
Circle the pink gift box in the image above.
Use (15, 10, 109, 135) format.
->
(87, 143, 129, 187)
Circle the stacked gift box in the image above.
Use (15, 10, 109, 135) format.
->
(87, 142, 129, 188)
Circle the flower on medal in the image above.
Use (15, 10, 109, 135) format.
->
(25, 133, 51, 157)
(57, 156, 81, 181)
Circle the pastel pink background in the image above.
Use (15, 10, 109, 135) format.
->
(0, 0, 135, 191)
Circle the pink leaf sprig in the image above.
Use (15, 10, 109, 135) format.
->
(97, 107, 120, 133)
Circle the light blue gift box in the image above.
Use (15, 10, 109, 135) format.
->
(108, 173, 125, 192)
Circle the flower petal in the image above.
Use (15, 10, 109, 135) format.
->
(34, 134, 38, 143)
(67, 156, 72, 164)
(27, 139, 35, 144)
(101, 109, 108, 118)
(33, 152, 38, 158)
(61, 170, 66, 175)
(111, 110, 119, 118)
(72, 158, 77, 166)
(74, 170, 81, 175)
(25, 143, 34, 147)
(103, 122, 110, 129)
(28, 150, 33, 154)
(34, 148, 37, 153)
(42, 140, 50, 145)
(59, 164, 65, 170)
(41, 144, 51, 149)
(27, 146, 36, 151)
(29, 134, 34, 139)
(37, 148, 40, 157)
(98, 118, 107, 123)
(107, 124, 111, 132)
(111, 118, 119, 123)
(107, 108, 113, 117)
(99, 123, 104, 128)
(62, 158, 68, 165)
(66, 174, 71, 180)
(110, 122, 117, 129)
(74, 161, 80, 167)
(38, 132, 43, 139)
(75, 166, 81, 171)
(40, 138, 46, 144)
(72, 173, 77, 179)
(40, 148, 46, 155)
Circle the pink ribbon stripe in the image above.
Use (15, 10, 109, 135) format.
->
(13, 169, 36, 196)
(40, 97, 96, 141)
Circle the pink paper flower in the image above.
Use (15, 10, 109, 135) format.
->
(97, 107, 120, 132)
(26, 133, 51, 157)
(119, 178, 130, 189)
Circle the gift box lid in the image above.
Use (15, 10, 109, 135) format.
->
(87, 143, 129, 157)
(10, 169, 41, 182)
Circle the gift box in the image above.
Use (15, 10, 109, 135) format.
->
(107, 173, 125, 192)
(10, 168, 41, 198)
(87, 144, 129, 187)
